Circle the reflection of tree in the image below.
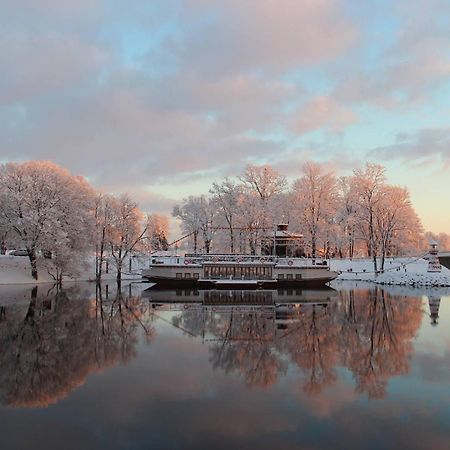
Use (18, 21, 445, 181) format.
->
(175, 308, 286, 387)
(276, 305, 339, 396)
(0, 284, 154, 408)
(338, 288, 422, 399)
(173, 288, 423, 397)
(208, 311, 286, 388)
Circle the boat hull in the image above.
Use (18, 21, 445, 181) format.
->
(143, 274, 338, 290)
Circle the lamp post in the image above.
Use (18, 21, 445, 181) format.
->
(428, 240, 441, 273)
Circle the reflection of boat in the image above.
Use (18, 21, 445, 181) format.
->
(143, 287, 337, 306)
(142, 254, 338, 289)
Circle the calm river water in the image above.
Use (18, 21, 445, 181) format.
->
(0, 282, 449, 450)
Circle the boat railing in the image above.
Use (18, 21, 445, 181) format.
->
(151, 254, 329, 267)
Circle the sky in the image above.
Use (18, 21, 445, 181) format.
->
(1, 0, 450, 233)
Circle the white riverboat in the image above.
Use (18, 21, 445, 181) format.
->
(142, 254, 338, 289)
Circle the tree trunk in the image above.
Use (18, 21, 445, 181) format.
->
(372, 251, 378, 274)
(194, 231, 198, 253)
(28, 248, 38, 280)
(57, 272, 63, 288)
(311, 235, 316, 258)
(96, 228, 106, 282)
(25, 286, 38, 323)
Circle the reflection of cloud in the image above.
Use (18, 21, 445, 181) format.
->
(413, 340, 450, 383)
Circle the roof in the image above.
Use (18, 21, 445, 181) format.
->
(267, 230, 304, 239)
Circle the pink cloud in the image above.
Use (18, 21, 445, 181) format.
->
(0, 32, 108, 104)
(290, 96, 358, 134)
(182, 0, 358, 74)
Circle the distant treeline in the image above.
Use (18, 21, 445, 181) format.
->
(1, 160, 446, 282)
(173, 162, 439, 272)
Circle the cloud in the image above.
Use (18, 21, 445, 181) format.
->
(0, 0, 450, 231)
(2, 78, 283, 186)
(334, 0, 450, 108)
(290, 96, 358, 134)
(0, 32, 108, 105)
(180, 0, 357, 76)
(368, 128, 450, 166)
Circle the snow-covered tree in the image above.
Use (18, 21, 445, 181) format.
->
(335, 176, 359, 258)
(146, 213, 169, 252)
(424, 232, 450, 252)
(210, 179, 242, 253)
(240, 164, 287, 203)
(374, 186, 423, 269)
(94, 194, 117, 282)
(173, 195, 217, 253)
(351, 163, 386, 271)
(239, 164, 287, 229)
(0, 161, 95, 280)
(107, 194, 149, 283)
(292, 162, 338, 258)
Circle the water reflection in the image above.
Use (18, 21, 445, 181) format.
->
(428, 295, 441, 326)
(151, 287, 423, 398)
(0, 284, 436, 409)
(0, 284, 154, 408)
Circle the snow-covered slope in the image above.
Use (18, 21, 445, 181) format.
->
(330, 257, 450, 286)
(0, 255, 146, 285)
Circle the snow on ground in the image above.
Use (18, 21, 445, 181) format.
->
(2, 253, 450, 287)
(0, 254, 147, 285)
(330, 257, 450, 287)
(374, 272, 450, 287)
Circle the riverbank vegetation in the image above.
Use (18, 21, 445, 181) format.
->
(174, 162, 436, 272)
(1, 160, 448, 282)
(0, 161, 168, 283)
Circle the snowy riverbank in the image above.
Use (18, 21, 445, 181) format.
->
(2, 254, 450, 287)
(331, 257, 450, 287)
(0, 254, 146, 285)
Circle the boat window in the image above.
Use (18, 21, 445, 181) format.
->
(176, 273, 183, 279)
(295, 274, 302, 280)
(193, 273, 199, 279)
(278, 274, 285, 280)
(185, 273, 191, 279)
(286, 274, 293, 280)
